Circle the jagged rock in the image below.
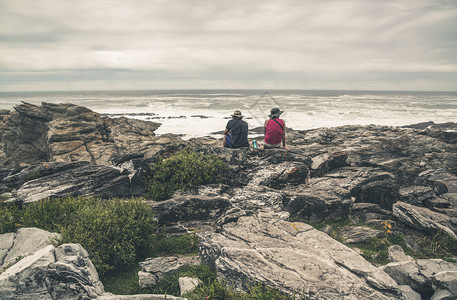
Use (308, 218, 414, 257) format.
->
(150, 195, 232, 225)
(199, 212, 402, 299)
(0, 243, 104, 300)
(138, 256, 201, 288)
(388, 245, 413, 263)
(382, 259, 457, 299)
(179, 277, 201, 295)
(351, 203, 393, 223)
(431, 271, 457, 300)
(399, 186, 435, 205)
(393, 201, 457, 238)
(310, 151, 349, 176)
(99, 294, 186, 300)
(423, 196, 451, 210)
(283, 187, 353, 223)
(352, 179, 401, 210)
(256, 162, 310, 189)
(416, 169, 457, 195)
(13, 164, 134, 203)
(0, 228, 61, 270)
(338, 226, 384, 243)
(0, 102, 183, 168)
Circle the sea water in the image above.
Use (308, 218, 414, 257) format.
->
(0, 90, 456, 139)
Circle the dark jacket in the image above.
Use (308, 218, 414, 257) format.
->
(226, 118, 249, 148)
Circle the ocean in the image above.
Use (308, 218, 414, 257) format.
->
(0, 90, 456, 139)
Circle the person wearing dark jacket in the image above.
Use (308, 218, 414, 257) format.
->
(223, 110, 249, 148)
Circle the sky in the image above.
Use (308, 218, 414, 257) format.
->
(1, 0, 457, 92)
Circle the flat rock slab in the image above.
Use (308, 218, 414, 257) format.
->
(199, 212, 402, 299)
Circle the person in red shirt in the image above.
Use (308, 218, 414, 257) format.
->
(264, 108, 288, 149)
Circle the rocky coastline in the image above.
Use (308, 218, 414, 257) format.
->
(1, 101, 457, 299)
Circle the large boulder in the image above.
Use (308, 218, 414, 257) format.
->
(0, 243, 104, 300)
(199, 212, 402, 299)
(0, 102, 180, 168)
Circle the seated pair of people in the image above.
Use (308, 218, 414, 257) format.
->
(223, 108, 287, 149)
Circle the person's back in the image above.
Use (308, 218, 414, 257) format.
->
(224, 110, 249, 148)
(265, 118, 284, 144)
(264, 108, 287, 149)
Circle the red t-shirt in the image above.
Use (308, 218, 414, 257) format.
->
(264, 118, 284, 144)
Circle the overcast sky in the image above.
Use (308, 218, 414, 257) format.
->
(1, 0, 457, 92)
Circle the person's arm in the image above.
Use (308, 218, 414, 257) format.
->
(223, 128, 229, 147)
(264, 119, 268, 136)
(282, 121, 288, 149)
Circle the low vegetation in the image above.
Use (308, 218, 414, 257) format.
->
(0, 196, 157, 274)
(145, 148, 228, 200)
(313, 217, 457, 265)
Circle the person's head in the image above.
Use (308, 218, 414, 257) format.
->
(269, 108, 283, 119)
(231, 110, 243, 119)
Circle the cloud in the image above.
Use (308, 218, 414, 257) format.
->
(1, 0, 456, 91)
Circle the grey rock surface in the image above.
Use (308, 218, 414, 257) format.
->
(338, 226, 384, 243)
(0, 227, 61, 270)
(138, 256, 201, 288)
(0, 243, 104, 300)
(98, 294, 187, 300)
(179, 277, 201, 295)
(387, 245, 413, 263)
(393, 201, 457, 238)
(431, 271, 457, 300)
(382, 259, 457, 299)
(199, 212, 402, 299)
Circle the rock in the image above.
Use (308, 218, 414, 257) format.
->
(352, 179, 401, 210)
(393, 201, 457, 238)
(283, 186, 353, 223)
(431, 271, 457, 300)
(320, 224, 334, 236)
(388, 245, 413, 263)
(310, 151, 349, 177)
(13, 164, 134, 203)
(0, 227, 61, 270)
(0, 102, 182, 168)
(338, 226, 384, 243)
(351, 203, 393, 223)
(257, 162, 310, 189)
(416, 169, 457, 195)
(98, 294, 187, 300)
(423, 196, 451, 210)
(138, 256, 201, 288)
(382, 259, 457, 299)
(0, 243, 104, 300)
(179, 277, 201, 295)
(397, 285, 422, 300)
(150, 195, 232, 226)
(199, 212, 402, 299)
(399, 186, 435, 205)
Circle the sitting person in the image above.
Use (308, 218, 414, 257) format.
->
(264, 108, 287, 149)
(223, 110, 249, 148)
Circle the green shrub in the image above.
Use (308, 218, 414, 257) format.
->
(1, 196, 157, 275)
(145, 148, 228, 200)
(0, 202, 22, 234)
